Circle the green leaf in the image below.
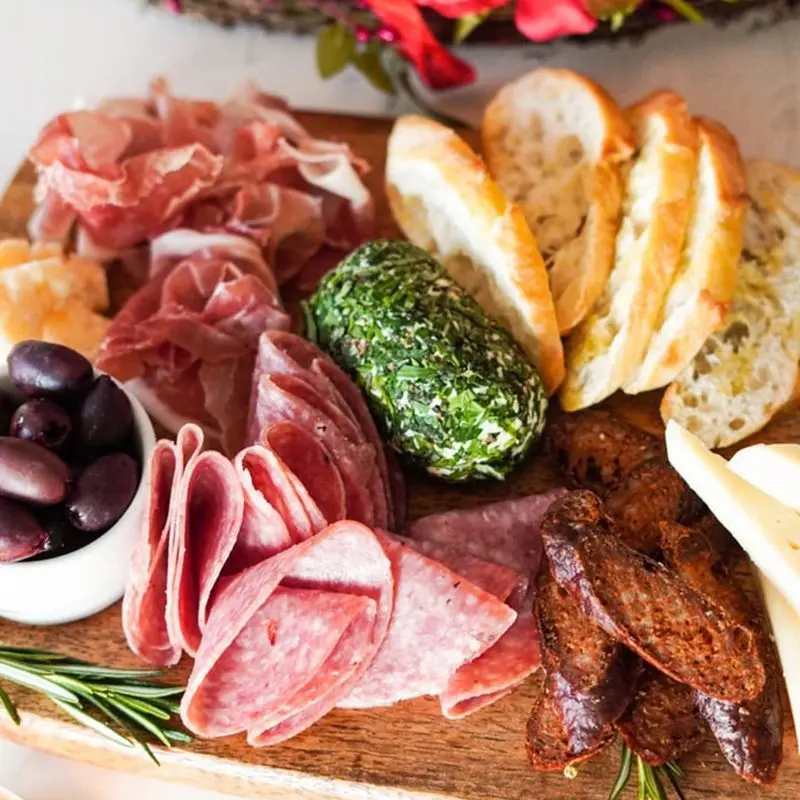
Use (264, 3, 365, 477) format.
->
(316, 23, 356, 80)
(609, 743, 633, 800)
(453, 11, 490, 44)
(0, 684, 20, 725)
(97, 683, 185, 699)
(353, 43, 396, 95)
(0, 662, 80, 704)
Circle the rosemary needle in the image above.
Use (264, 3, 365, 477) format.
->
(609, 743, 689, 800)
(0, 645, 190, 764)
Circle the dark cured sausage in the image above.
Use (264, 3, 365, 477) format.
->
(541, 491, 765, 703)
(660, 521, 783, 784)
(545, 410, 665, 495)
(526, 569, 638, 770)
(617, 666, 705, 766)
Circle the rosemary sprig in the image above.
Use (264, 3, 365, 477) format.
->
(0, 645, 189, 765)
(609, 743, 688, 800)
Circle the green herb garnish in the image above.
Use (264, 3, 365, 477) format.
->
(609, 743, 687, 800)
(0, 645, 189, 764)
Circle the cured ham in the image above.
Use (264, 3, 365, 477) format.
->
(27, 79, 374, 289)
(96, 247, 289, 455)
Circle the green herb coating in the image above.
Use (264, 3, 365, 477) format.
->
(309, 240, 547, 481)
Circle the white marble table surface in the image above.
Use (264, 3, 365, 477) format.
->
(0, 0, 798, 797)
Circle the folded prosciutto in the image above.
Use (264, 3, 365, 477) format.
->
(96, 245, 289, 455)
(28, 78, 374, 287)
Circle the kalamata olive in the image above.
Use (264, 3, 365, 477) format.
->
(34, 508, 86, 558)
(79, 376, 133, 452)
(65, 453, 138, 532)
(8, 340, 93, 400)
(0, 437, 70, 505)
(0, 394, 13, 436)
(10, 398, 72, 450)
(0, 497, 51, 563)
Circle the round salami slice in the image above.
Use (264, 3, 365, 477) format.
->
(166, 450, 244, 656)
(341, 531, 516, 709)
(261, 422, 346, 525)
(181, 522, 393, 744)
(122, 424, 203, 667)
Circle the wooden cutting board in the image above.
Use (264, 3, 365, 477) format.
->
(1, 111, 799, 800)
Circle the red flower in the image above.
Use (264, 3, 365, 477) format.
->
(364, 0, 476, 89)
(514, 0, 597, 41)
(418, 0, 508, 18)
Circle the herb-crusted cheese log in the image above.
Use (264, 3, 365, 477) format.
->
(309, 241, 547, 481)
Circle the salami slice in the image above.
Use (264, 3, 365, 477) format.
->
(407, 489, 567, 605)
(261, 422, 346, 525)
(341, 531, 516, 708)
(252, 375, 376, 526)
(439, 611, 541, 719)
(122, 424, 203, 667)
(166, 451, 244, 656)
(230, 445, 321, 571)
(407, 490, 567, 716)
(181, 522, 393, 744)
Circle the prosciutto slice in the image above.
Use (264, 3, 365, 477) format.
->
(181, 522, 393, 745)
(96, 253, 288, 454)
(27, 78, 374, 283)
(341, 531, 516, 709)
(122, 424, 203, 667)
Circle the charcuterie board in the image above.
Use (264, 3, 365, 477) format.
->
(1, 111, 799, 800)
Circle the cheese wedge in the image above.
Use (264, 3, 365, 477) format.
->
(665, 420, 800, 617)
(41, 302, 111, 362)
(727, 444, 800, 751)
(729, 444, 800, 513)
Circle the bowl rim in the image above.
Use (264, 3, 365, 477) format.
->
(0, 367, 156, 572)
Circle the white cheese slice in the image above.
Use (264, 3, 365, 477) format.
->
(665, 420, 800, 616)
(729, 444, 800, 513)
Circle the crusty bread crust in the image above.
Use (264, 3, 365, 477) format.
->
(624, 117, 747, 394)
(661, 159, 800, 447)
(386, 114, 565, 394)
(482, 68, 634, 333)
(560, 91, 699, 411)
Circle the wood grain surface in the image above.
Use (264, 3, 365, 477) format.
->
(1, 111, 799, 800)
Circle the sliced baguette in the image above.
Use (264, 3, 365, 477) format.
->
(624, 118, 748, 394)
(386, 114, 565, 395)
(560, 91, 699, 411)
(661, 159, 800, 448)
(482, 68, 634, 334)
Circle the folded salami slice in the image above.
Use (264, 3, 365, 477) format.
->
(122, 424, 203, 667)
(407, 490, 566, 716)
(181, 522, 393, 745)
(250, 331, 398, 529)
(230, 445, 323, 572)
(341, 531, 516, 708)
(166, 451, 244, 656)
(261, 422, 347, 525)
(407, 489, 567, 605)
(252, 375, 376, 526)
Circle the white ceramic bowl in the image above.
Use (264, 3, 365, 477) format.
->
(0, 369, 156, 626)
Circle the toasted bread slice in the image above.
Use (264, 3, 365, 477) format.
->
(661, 160, 800, 448)
(386, 114, 564, 394)
(624, 118, 748, 394)
(560, 91, 699, 411)
(483, 68, 634, 334)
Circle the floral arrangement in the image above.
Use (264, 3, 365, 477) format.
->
(158, 0, 793, 106)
